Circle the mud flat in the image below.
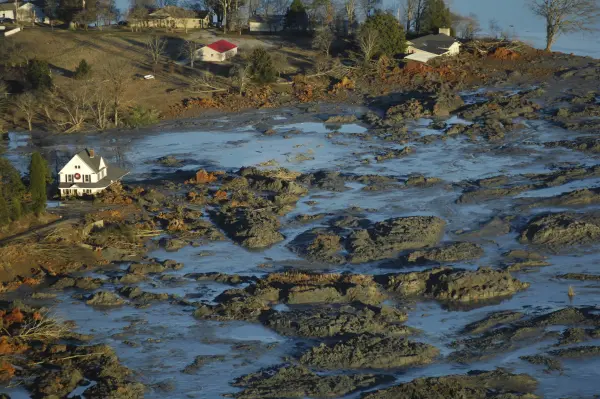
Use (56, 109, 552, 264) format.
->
(3, 61, 600, 397)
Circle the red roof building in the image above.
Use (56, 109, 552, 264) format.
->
(206, 40, 238, 53)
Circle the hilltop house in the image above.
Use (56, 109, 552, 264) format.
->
(405, 28, 461, 63)
(58, 149, 128, 197)
(197, 40, 238, 62)
(0, 1, 44, 23)
(248, 15, 285, 33)
(148, 7, 210, 29)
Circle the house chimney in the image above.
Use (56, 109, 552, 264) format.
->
(439, 27, 451, 36)
(89, 149, 95, 158)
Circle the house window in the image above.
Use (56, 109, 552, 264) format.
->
(67, 174, 73, 182)
(84, 175, 90, 183)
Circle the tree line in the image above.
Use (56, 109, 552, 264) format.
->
(0, 153, 49, 227)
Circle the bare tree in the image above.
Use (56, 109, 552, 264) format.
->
(529, 0, 600, 51)
(456, 12, 481, 40)
(414, 0, 425, 33)
(404, 0, 416, 32)
(230, 63, 251, 94)
(52, 83, 93, 133)
(181, 40, 200, 68)
(90, 83, 112, 130)
(358, 25, 379, 64)
(313, 27, 334, 56)
(102, 59, 133, 127)
(489, 18, 502, 38)
(145, 35, 167, 72)
(345, 0, 357, 33)
(14, 92, 38, 131)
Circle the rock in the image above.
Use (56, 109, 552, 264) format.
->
(263, 303, 412, 338)
(455, 216, 512, 239)
(520, 355, 563, 372)
(31, 368, 84, 398)
(52, 277, 104, 290)
(156, 155, 181, 167)
(298, 170, 348, 192)
(362, 369, 539, 399)
(375, 146, 414, 162)
(127, 263, 166, 274)
(287, 229, 345, 264)
(403, 242, 484, 263)
(231, 364, 392, 399)
(405, 175, 443, 187)
(520, 212, 600, 249)
(118, 287, 169, 303)
(347, 216, 446, 263)
(462, 310, 525, 334)
(548, 345, 600, 358)
(211, 209, 284, 249)
(113, 273, 148, 284)
(181, 355, 226, 374)
(159, 238, 189, 252)
(556, 273, 600, 281)
(457, 185, 534, 204)
(523, 188, 600, 209)
(185, 272, 255, 285)
(299, 334, 439, 369)
(325, 115, 357, 123)
(382, 267, 529, 302)
(85, 291, 125, 307)
(544, 137, 600, 153)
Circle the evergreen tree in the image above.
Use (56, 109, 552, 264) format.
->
(0, 195, 9, 226)
(422, 0, 452, 34)
(9, 196, 22, 221)
(361, 12, 406, 57)
(248, 48, 277, 84)
(26, 59, 53, 91)
(29, 152, 47, 216)
(285, 0, 309, 31)
(74, 59, 92, 79)
(0, 158, 26, 202)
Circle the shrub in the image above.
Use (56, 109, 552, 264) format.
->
(73, 59, 91, 79)
(248, 47, 277, 84)
(25, 59, 53, 91)
(125, 106, 160, 128)
(29, 152, 48, 216)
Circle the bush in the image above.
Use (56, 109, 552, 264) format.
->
(25, 59, 53, 91)
(248, 47, 277, 84)
(73, 59, 91, 79)
(125, 106, 160, 128)
(361, 12, 406, 57)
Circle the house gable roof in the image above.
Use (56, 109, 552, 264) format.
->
(196, 10, 210, 19)
(206, 40, 237, 53)
(408, 34, 459, 55)
(76, 149, 103, 172)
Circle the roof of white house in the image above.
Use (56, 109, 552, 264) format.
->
(404, 52, 440, 63)
(408, 34, 460, 55)
(58, 149, 128, 189)
(75, 149, 103, 172)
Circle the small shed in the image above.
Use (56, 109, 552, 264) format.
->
(197, 40, 238, 62)
(249, 15, 285, 33)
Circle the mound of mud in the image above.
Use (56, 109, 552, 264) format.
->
(287, 228, 346, 264)
(519, 212, 600, 249)
(211, 208, 285, 248)
(263, 303, 412, 338)
(300, 334, 439, 369)
(383, 267, 529, 302)
(232, 364, 392, 399)
(403, 242, 484, 263)
(362, 369, 539, 399)
(347, 216, 446, 263)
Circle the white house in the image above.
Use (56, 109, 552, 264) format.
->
(248, 15, 285, 33)
(197, 39, 238, 62)
(58, 149, 128, 197)
(0, 2, 44, 23)
(405, 28, 461, 63)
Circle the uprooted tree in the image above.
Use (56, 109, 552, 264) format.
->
(529, 0, 600, 51)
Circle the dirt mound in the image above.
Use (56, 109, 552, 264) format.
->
(404, 242, 484, 263)
(362, 369, 539, 399)
(263, 303, 411, 338)
(211, 208, 285, 249)
(300, 334, 439, 369)
(287, 228, 345, 264)
(232, 364, 391, 399)
(383, 267, 529, 302)
(490, 47, 521, 60)
(347, 216, 446, 263)
(520, 212, 600, 249)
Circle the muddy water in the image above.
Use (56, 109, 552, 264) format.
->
(5, 104, 600, 398)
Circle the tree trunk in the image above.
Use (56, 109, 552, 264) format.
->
(114, 105, 118, 127)
(27, 118, 32, 131)
(223, 7, 227, 33)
